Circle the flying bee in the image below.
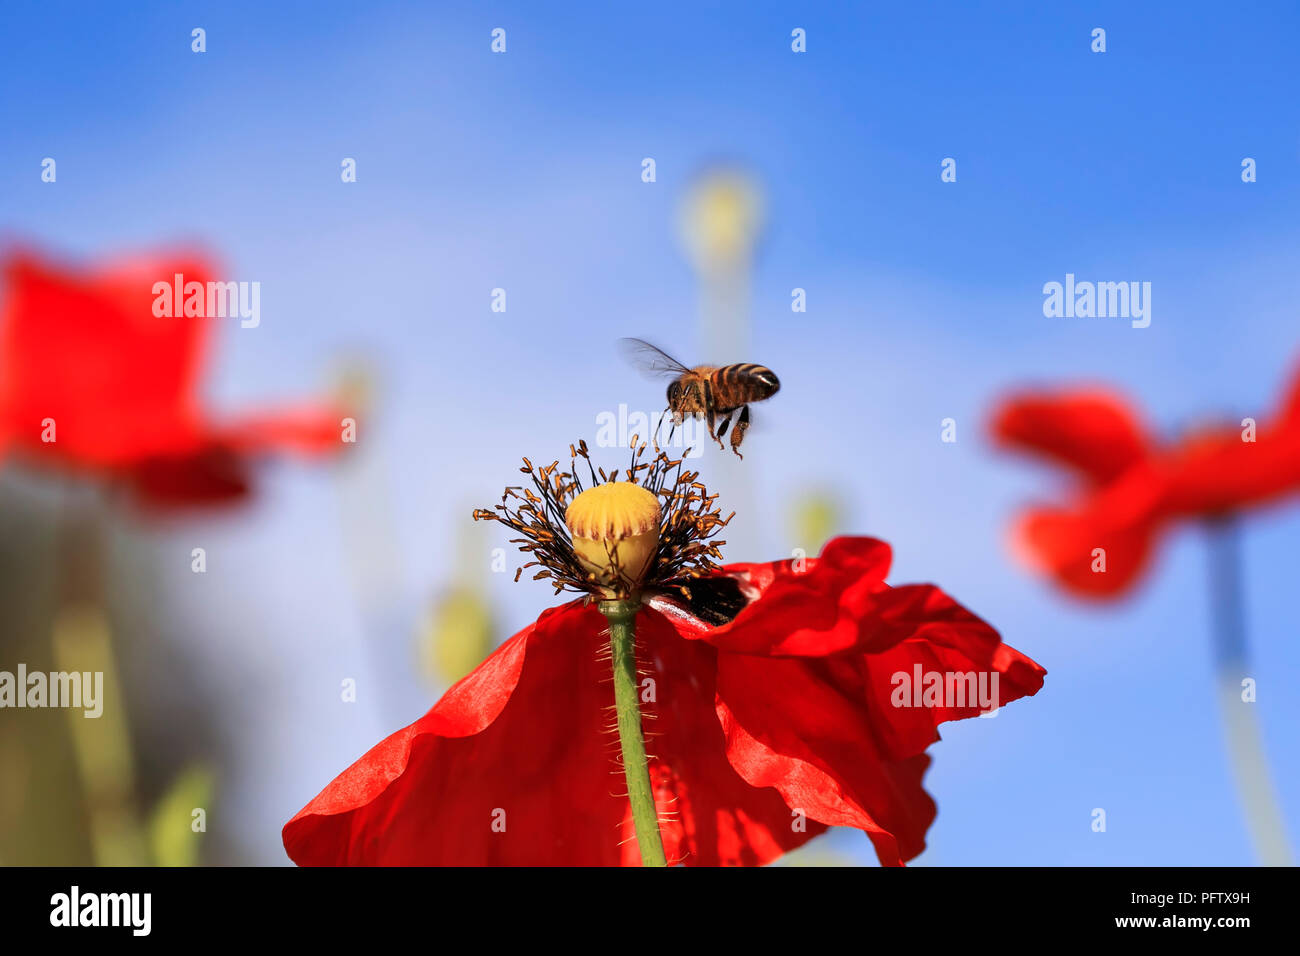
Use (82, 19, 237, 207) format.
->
(618, 337, 780, 459)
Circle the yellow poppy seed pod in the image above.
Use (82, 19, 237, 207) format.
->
(564, 482, 662, 593)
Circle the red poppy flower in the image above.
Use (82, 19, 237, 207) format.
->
(0, 249, 344, 507)
(989, 368, 1300, 596)
(283, 535, 1045, 866)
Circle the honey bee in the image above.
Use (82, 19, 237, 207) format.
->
(619, 337, 780, 458)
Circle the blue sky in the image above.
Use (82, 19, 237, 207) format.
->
(3, 0, 1298, 864)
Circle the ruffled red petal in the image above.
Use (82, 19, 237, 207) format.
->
(990, 389, 1150, 484)
(284, 603, 619, 864)
(714, 658, 936, 864)
(690, 538, 1036, 673)
(677, 536, 1046, 864)
(1008, 461, 1168, 598)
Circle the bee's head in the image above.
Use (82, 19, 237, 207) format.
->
(666, 380, 683, 406)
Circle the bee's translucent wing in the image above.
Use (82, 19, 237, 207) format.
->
(618, 337, 692, 378)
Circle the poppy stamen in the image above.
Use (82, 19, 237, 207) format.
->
(473, 438, 730, 602)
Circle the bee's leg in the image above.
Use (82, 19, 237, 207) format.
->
(716, 412, 732, 441)
(654, 406, 671, 449)
(706, 408, 725, 450)
(729, 405, 750, 459)
(699, 380, 724, 450)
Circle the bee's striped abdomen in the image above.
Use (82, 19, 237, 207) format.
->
(715, 363, 780, 405)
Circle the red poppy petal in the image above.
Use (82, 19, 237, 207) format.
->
(1279, 362, 1300, 429)
(126, 447, 252, 509)
(634, 608, 827, 865)
(709, 536, 893, 656)
(0, 251, 216, 465)
(851, 613, 1046, 751)
(711, 617, 1044, 865)
(663, 536, 1045, 866)
(713, 654, 934, 865)
(1013, 506, 1159, 597)
(216, 404, 347, 456)
(720, 535, 893, 599)
(991, 390, 1149, 484)
(684, 537, 1001, 660)
(1161, 426, 1300, 517)
(1010, 458, 1169, 597)
(283, 602, 628, 865)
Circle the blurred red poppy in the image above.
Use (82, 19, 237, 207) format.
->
(990, 369, 1300, 597)
(0, 250, 343, 507)
(283, 536, 1045, 866)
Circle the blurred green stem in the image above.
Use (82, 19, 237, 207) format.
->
(1207, 515, 1292, 866)
(599, 599, 666, 867)
(57, 499, 148, 865)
